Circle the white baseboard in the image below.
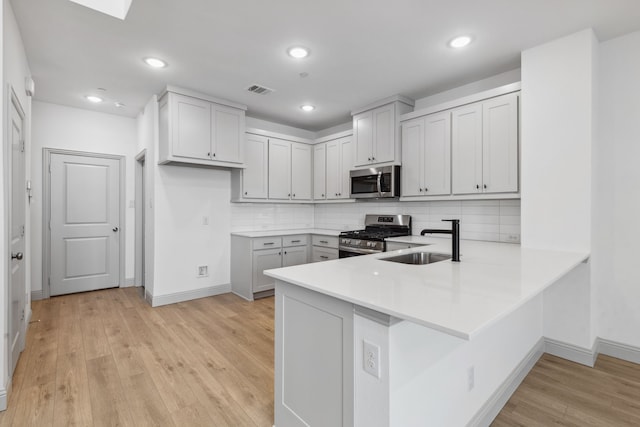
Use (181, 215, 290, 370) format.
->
(150, 283, 231, 307)
(544, 337, 597, 367)
(597, 338, 640, 364)
(469, 338, 545, 427)
(31, 290, 44, 301)
(0, 387, 7, 411)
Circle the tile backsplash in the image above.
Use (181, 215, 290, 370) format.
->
(231, 199, 521, 243)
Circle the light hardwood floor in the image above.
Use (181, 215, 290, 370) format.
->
(1, 288, 639, 426)
(0, 288, 274, 427)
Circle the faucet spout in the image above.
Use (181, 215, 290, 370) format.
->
(420, 219, 460, 262)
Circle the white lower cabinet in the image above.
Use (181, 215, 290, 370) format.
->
(231, 234, 310, 300)
(311, 235, 339, 262)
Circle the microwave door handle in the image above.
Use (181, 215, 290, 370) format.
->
(377, 171, 383, 196)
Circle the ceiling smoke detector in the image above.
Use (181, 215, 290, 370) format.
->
(246, 84, 275, 95)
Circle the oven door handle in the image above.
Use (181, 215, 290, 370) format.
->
(377, 171, 383, 197)
(339, 246, 381, 255)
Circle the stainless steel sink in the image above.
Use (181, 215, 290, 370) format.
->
(380, 252, 452, 265)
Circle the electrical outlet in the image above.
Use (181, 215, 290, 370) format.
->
(363, 340, 380, 378)
(197, 265, 208, 277)
(467, 366, 475, 391)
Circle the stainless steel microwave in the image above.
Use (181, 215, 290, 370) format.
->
(350, 166, 401, 199)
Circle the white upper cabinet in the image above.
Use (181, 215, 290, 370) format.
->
(158, 86, 247, 167)
(352, 97, 414, 167)
(291, 143, 312, 200)
(313, 143, 327, 200)
(268, 138, 292, 200)
(452, 92, 519, 195)
(482, 93, 519, 193)
(326, 137, 352, 199)
(242, 134, 268, 199)
(401, 111, 451, 197)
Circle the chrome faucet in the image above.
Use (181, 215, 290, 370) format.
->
(420, 219, 460, 262)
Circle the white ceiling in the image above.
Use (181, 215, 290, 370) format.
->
(10, 0, 640, 131)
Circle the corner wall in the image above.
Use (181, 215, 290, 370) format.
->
(595, 30, 640, 348)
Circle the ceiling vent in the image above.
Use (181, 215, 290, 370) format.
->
(246, 84, 275, 95)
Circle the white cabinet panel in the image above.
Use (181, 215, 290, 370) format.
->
(314, 143, 327, 200)
(242, 134, 268, 199)
(423, 112, 451, 195)
(401, 118, 424, 197)
(353, 110, 373, 167)
(291, 143, 312, 200)
(269, 139, 292, 200)
(311, 246, 339, 262)
(171, 93, 211, 160)
(452, 103, 483, 194)
(373, 104, 395, 163)
(340, 138, 353, 199)
(326, 137, 352, 199)
(482, 93, 519, 193)
(212, 104, 243, 163)
(252, 248, 282, 293)
(283, 245, 309, 267)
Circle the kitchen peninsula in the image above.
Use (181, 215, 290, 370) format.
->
(265, 237, 588, 426)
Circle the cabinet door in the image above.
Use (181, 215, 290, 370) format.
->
(482, 93, 519, 193)
(339, 137, 353, 199)
(243, 134, 268, 198)
(212, 104, 243, 163)
(269, 139, 292, 200)
(291, 143, 312, 200)
(401, 118, 424, 197)
(283, 246, 309, 267)
(452, 103, 483, 194)
(252, 248, 282, 293)
(423, 111, 451, 196)
(313, 143, 327, 200)
(372, 104, 395, 163)
(326, 140, 340, 199)
(171, 93, 211, 160)
(353, 110, 373, 166)
(311, 246, 339, 262)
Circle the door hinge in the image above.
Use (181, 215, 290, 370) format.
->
(20, 139, 25, 153)
(20, 225, 25, 237)
(20, 309, 25, 321)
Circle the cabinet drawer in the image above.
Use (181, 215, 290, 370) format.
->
(312, 235, 339, 248)
(311, 247, 339, 262)
(252, 237, 282, 250)
(283, 235, 308, 247)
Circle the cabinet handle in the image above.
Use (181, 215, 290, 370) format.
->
(425, 187, 428, 192)
(207, 152, 210, 157)
(320, 255, 329, 259)
(288, 193, 291, 197)
(483, 184, 487, 189)
(419, 188, 422, 192)
(322, 194, 325, 197)
(291, 240, 301, 243)
(319, 240, 328, 244)
(245, 191, 248, 195)
(263, 242, 275, 246)
(293, 193, 296, 197)
(213, 153, 216, 157)
(284, 251, 287, 255)
(279, 252, 282, 255)
(372, 156, 375, 161)
(368, 157, 371, 161)
(476, 184, 480, 190)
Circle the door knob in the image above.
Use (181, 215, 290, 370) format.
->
(11, 252, 23, 260)
(113, 227, 119, 232)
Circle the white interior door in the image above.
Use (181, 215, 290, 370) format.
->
(49, 153, 121, 296)
(9, 93, 26, 376)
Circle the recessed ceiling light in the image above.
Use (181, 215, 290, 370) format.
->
(115, 102, 126, 108)
(449, 36, 472, 49)
(287, 46, 310, 59)
(143, 57, 168, 68)
(300, 104, 315, 112)
(85, 95, 103, 103)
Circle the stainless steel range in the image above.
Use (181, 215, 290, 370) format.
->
(339, 214, 412, 258)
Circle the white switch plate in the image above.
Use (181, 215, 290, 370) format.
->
(363, 340, 380, 378)
(197, 265, 209, 277)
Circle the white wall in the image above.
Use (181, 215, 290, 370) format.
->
(30, 101, 138, 294)
(413, 69, 521, 111)
(520, 29, 598, 350)
(595, 30, 640, 347)
(520, 29, 596, 253)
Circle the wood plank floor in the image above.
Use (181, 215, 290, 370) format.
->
(1, 288, 639, 426)
(0, 288, 274, 427)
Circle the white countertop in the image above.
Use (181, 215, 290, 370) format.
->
(231, 228, 342, 238)
(265, 237, 589, 340)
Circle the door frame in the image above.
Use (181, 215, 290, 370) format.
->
(134, 149, 146, 290)
(42, 148, 125, 299)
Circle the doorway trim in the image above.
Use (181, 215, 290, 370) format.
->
(42, 148, 126, 299)
(134, 149, 146, 290)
